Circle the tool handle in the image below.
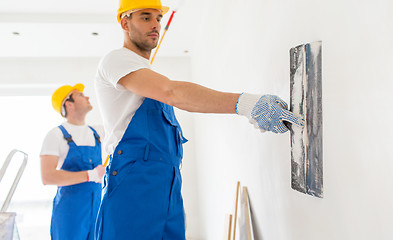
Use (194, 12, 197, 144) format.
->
(103, 155, 109, 167)
(150, 10, 176, 64)
(165, 11, 176, 30)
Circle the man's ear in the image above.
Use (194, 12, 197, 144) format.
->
(64, 100, 74, 112)
(120, 17, 129, 32)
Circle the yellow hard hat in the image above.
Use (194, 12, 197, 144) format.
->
(51, 83, 84, 116)
(117, 0, 170, 23)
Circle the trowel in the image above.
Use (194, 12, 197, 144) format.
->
(288, 41, 323, 198)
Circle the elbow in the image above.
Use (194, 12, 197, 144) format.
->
(41, 178, 50, 186)
(150, 80, 184, 108)
(41, 174, 54, 186)
(161, 87, 178, 107)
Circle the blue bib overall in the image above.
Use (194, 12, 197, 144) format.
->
(51, 125, 102, 240)
(95, 98, 188, 240)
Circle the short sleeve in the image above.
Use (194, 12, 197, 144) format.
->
(98, 49, 150, 89)
(40, 127, 62, 156)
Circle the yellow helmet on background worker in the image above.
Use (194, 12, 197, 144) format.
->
(117, 0, 170, 23)
(52, 83, 84, 117)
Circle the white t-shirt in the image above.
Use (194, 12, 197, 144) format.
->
(95, 47, 152, 155)
(40, 122, 105, 169)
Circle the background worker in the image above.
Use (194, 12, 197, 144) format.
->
(40, 83, 105, 240)
(94, 0, 304, 239)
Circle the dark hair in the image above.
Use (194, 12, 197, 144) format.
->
(61, 94, 74, 117)
(124, 12, 133, 19)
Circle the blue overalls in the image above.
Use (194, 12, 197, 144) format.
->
(51, 125, 102, 240)
(95, 98, 188, 240)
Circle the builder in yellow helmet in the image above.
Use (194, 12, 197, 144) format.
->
(94, 0, 304, 239)
(40, 84, 105, 240)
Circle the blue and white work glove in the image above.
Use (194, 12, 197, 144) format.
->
(236, 93, 304, 133)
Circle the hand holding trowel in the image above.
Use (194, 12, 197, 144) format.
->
(236, 94, 305, 133)
(238, 41, 323, 198)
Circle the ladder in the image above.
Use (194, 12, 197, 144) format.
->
(0, 150, 28, 240)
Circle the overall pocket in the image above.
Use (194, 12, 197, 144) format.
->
(107, 158, 137, 198)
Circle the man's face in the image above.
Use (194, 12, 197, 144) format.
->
(69, 90, 92, 114)
(126, 9, 163, 52)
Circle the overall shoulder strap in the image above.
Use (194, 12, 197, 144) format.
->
(88, 126, 101, 144)
(58, 125, 74, 144)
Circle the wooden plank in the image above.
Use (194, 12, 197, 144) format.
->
(232, 181, 240, 240)
(224, 214, 233, 240)
(243, 187, 252, 240)
(228, 214, 232, 240)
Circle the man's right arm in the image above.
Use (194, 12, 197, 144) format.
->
(118, 68, 240, 114)
(40, 155, 91, 186)
(117, 68, 305, 133)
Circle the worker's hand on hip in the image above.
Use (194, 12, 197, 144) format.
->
(236, 93, 305, 133)
(87, 165, 106, 183)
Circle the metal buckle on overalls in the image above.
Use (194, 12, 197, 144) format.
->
(64, 136, 73, 143)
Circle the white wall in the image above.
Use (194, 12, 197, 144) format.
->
(189, 0, 393, 239)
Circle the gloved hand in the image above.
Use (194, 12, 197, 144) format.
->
(87, 165, 106, 183)
(236, 93, 305, 133)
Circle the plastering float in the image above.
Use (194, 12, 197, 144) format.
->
(288, 41, 323, 198)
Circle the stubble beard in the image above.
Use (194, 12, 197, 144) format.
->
(128, 27, 159, 53)
(132, 38, 157, 52)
